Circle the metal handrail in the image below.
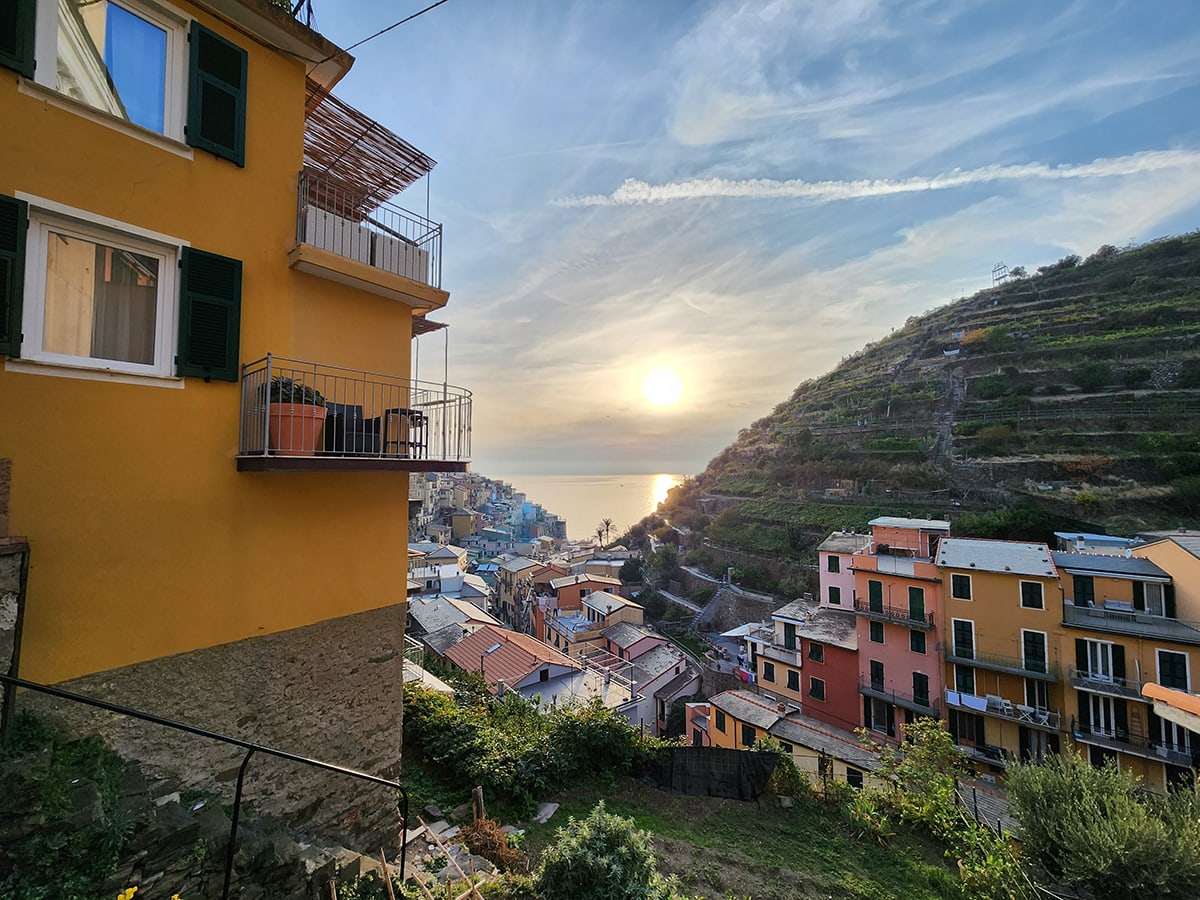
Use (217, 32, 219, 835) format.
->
(240, 354, 471, 463)
(857, 674, 939, 716)
(853, 598, 935, 628)
(1070, 715, 1195, 766)
(0, 674, 409, 900)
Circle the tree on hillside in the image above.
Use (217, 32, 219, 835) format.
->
(619, 556, 644, 583)
(1074, 361, 1112, 392)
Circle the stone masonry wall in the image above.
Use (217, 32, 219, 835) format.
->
(18, 602, 408, 853)
(0, 538, 30, 730)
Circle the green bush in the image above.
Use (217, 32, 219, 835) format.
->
(1073, 361, 1112, 392)
(534, 802, 673, 900)
(1007, 753, 1200, 898)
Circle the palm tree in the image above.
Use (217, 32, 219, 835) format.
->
(600, 517, 615, 545)
(595, 525, 605, 545)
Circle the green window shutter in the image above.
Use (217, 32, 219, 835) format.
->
(1132, 581, 1145, 611)
(187, 22, 247, 167)
(0, 0, 36, 78)
(177, 247, 241, 382)
(0, 194, 27, 357)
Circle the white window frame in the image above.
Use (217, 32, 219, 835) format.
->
(951, 572, 972, 601)
(1145, 583, 1166, 617)
(17, 194, 184, 382)
(1019, 580, 1044, 610)
(33, 0, 189, 142)
(1086, 639, 1114, 682)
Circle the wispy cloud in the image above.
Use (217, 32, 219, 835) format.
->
(559, 150, 1200, 207)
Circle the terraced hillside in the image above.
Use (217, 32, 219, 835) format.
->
(660, 235, 1200, 573)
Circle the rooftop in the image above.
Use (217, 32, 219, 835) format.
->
(446, 625, 579, 690)
(937, 538, 1056, 578)
(771, 599, 857, 649)
(869, 516, 950, 531)
(1051, 551, 1170, 581)
(603, 621, 662, 650)
(583, 593, 641, 616)
(818, 532, 871, 554)
(631, 645, 689, 684)
(551, 573, 623, 590)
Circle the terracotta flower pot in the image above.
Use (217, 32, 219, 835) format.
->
(268, 403, 327, 456)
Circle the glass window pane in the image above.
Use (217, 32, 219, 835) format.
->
(44, 230, 158, 365)
(59, 1, 167, 133)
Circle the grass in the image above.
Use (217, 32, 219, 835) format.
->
(523, 778, 961, 900)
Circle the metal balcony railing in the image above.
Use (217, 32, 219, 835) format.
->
(944, 648, 1060, 681)
(858, 675, 940, 716)
(853, 598, 935, 630)
(298, 168, 442, 289)
(238, 355, 471, 468)
(945, 689, 1061, 730)
(1067, 666, 1146, 700)
(1070, 717, 1196, 766)
(1063, 603, 1200, 645)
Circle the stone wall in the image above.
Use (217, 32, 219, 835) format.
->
(0, 537, 30, 733)
(18, 602, 408, 853)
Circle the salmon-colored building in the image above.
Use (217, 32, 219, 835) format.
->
(852, 517, 949, 739)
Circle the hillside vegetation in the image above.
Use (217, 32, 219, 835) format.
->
(655, 234, 1200, 578)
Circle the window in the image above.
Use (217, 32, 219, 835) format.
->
(912, 672, 930, 708)
(951, 573, 972, 601)
(868, 579, 883, 612)
(741, 723, 755, 747)
(1025, 678, 1048, 710)
(808, 642, 825, 663)
(3, 194, 241, 381)
(868, 697, 892, 735)
(1141, 582, 1167, 617)
(869, 621, 884, 644)
(714, 709, 726, 732)
(1159, 650, 1189, 690)
(827, 555, 840, 573)
(783, 622, 797, 651)
(952, 619, 975, 659)
(955, 664, 975, 694)
(787, 669, 800, 692)
(869, 659, 884, 691)
(910, 629, 926, 654)
(828, 585, 842, 605)
(1020, 581, 1044, 610)
(539, 668, 549, 682)
(846, 767, 864, 789)
(907, 586, 925, 622)
(1073, 575, 1095, 606)
(761, 660, 776, 683)
(1022, 630, 1047, 674)
(809, 677, 825, 701)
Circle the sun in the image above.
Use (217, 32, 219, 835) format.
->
(641, 367, 682, 406)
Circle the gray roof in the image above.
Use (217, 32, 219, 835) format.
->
(1138, 534, 1200, 561)
(408, 595, 469, 635)
(653, 668, 699, 701)
(937, 538, 1056, 578)
(584, 592, 639, 615)
(769, 717, 880, 771)
(870, 516, 950, 530)
(1052, 551, 1170, 581)
(421, 621, 471, 656)
(818, 532, 871, 554)
(772, 598, 857, 649)
(709, 689, 782, 731)
(499, 556, 540, 574)
(632, 645, 688, 684)
(603, 621, 659, 649)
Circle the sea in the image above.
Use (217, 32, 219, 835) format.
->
(492, 473, 687, 541)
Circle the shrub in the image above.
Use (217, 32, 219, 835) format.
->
(534, 802, 673, 900)
(1008, 753, 1200, 898)
(459, 817, 528, 874)
(1073, 361, 1112, 392)
(1124, 366, 1153, 389)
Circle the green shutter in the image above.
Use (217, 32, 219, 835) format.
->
(187, 22, 247, 167)
(0, 0, 35, 78)
(177, 247, 241, 381)
(0, 194, 27, 357)
(1132, 581, 1145, 612)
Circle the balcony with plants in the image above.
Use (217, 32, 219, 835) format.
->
(237, 355, 470, 472)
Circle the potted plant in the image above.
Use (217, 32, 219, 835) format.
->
(266, 375, 327, 456)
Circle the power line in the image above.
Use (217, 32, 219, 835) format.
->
(312, 0, 453, 68)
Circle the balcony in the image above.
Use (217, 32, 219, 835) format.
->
(761, 644, 803, 667)
(945, 689, 1061, 730)
(959, 743, 1013, 768)
(1070, 718, 1197, 767)
(237, 355, 471, 472)
(290, 168, 447, 309)
(858, 675, 940, 717)
(1067, 666, 1146, 700)
(853, 599, 935, 630)
(1063, 603, 1200, 645)
(944, 649, 1060, 682)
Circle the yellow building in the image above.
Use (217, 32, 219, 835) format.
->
(1, 0, 470, 841)
(936, 539, 1063, 774)
(1055, 546, 1199, 791)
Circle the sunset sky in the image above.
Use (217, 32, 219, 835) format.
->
(315, 1, 1200, 476)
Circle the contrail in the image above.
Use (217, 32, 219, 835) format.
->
(558, 150, 1200, 207)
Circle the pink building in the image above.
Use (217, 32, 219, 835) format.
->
(852, 516, 950, 741)
(818, 531, 870, 610)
